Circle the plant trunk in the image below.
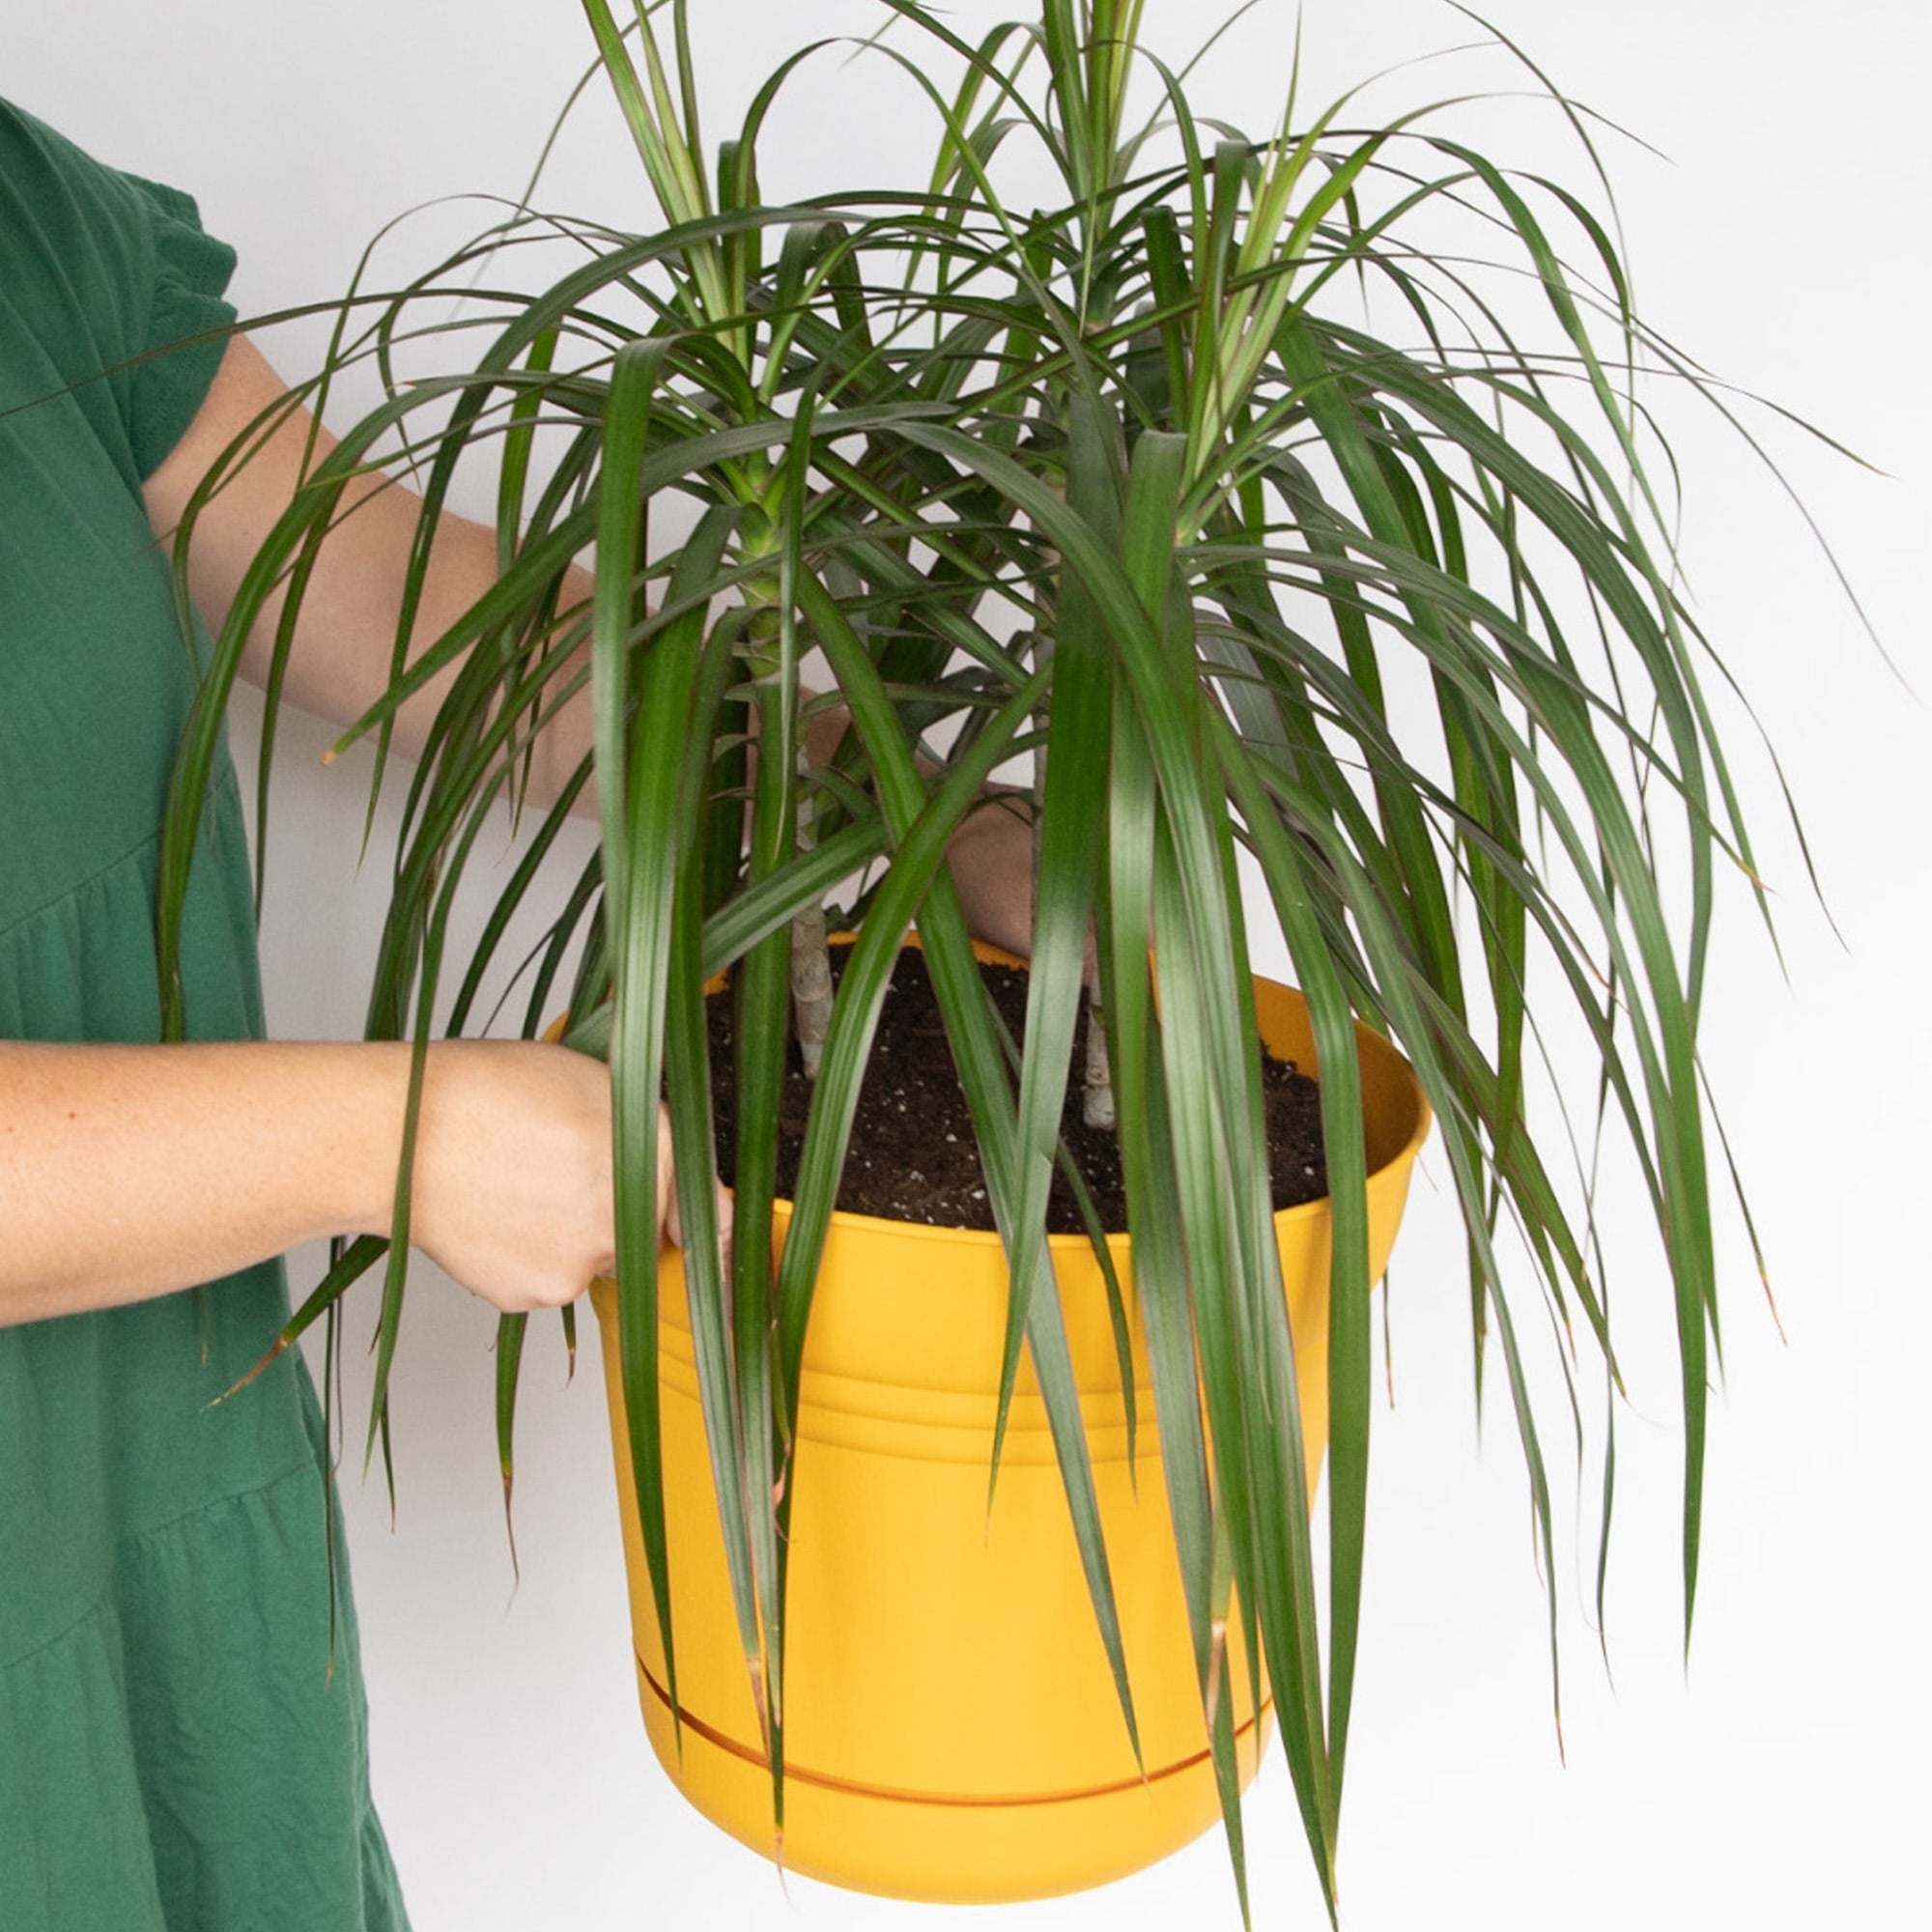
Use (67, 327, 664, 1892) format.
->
(790, 750, 834, 1080)
(1081, 999, 1116, 1131)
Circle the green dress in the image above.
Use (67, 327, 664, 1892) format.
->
(0, 101, 408, 1929)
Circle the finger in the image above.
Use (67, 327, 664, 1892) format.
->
(664, 1176, 734, 1267)
(658, 1102, 680, 1249)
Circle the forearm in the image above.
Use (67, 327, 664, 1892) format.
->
(255, 486, 599, 813)
(0, 1039, 406, 1324)
(142, 337, 596, 808)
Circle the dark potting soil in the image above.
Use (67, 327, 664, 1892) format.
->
(706, 946, 1328, 1235)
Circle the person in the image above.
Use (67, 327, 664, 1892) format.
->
(0, 99, 1033, 1928)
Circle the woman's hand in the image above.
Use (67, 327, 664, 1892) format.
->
(945, 792, 1036, 961)
(946, 790, 1098, 981)
(411, 1042, 730, 1316)
(407, 1041, 618, 1314)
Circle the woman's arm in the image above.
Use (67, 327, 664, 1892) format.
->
(0, 1037, 639, 1327)
(85, 337, 646, 1328)
(140, 336, 1041, 920)
(143, 334, 1044, 937)
(141, 334, 595, 804)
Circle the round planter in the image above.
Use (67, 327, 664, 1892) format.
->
(588, 966, 1429, 1902)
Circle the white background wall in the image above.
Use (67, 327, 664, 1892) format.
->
(13, 3, 1928, 1926)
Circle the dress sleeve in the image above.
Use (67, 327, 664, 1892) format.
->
(113, 171, 239, 479)
(0, 99, 238, 483)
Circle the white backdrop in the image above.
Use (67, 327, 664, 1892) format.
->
(13, 3, 1928, 1926)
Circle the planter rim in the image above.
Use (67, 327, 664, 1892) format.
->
(558, 934, 1433, 1254)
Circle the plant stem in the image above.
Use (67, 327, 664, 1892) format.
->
(1081, 992, 1116, 1130)
(790, 751, 834, 1080)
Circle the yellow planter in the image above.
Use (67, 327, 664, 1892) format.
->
(588, 969, 1428, 1902)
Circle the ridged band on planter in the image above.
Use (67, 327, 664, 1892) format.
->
(589, 966, 1429, 1902)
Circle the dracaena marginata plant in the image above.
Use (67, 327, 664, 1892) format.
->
(156, 0, 1791, 1915)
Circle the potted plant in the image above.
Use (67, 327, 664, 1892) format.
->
(156, 0, 1781, 1917)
